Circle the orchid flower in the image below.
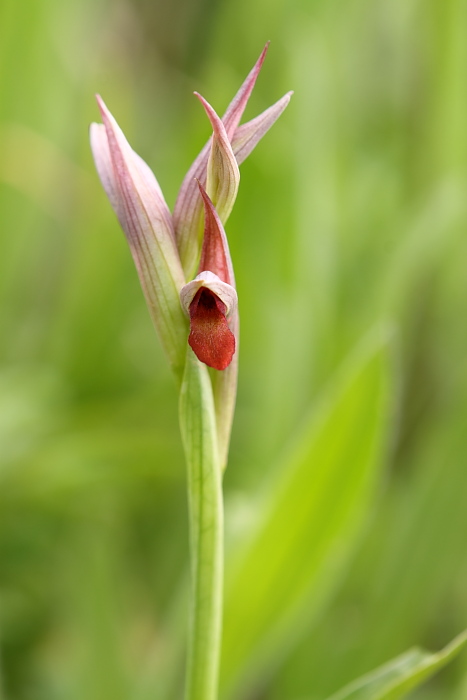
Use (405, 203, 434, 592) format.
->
(91, 43, 291, 372)
(90, 43, 292, 466)
(90, 45, 292, 700)
(180, 183, 237, 372)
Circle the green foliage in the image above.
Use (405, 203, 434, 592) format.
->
(1, 0, 467, 699)
(327, 631, 467, 700)
(221, 332, 392, 697)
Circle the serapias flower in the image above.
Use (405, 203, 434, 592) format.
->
(91, 44, 291, 467)
(90, 43, 291, 379)
(180, 182, 238, 371)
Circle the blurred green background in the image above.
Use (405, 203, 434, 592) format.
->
(1, 0, 467, 698)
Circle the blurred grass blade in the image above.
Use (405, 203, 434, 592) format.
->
(326, 630, 467, 700)
(220, 329, 393, 696)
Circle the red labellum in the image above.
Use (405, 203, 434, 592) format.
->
(188, 287, 236, 371)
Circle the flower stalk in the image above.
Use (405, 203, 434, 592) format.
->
(90, 44, 291, 700)
(180, 349, 223, 700)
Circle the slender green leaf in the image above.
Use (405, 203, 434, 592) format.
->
(220, 329, 393, 696)
(326, 630, 467, 700)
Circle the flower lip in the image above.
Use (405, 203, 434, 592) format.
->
(187, 287, 236, 371)
(180, 272, 237, 371)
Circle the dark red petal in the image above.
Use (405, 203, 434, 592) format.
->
(188, 288, 236, 371)
(197, 182, 235, 286)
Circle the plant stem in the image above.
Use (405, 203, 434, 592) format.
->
(179, 350, 224, 700)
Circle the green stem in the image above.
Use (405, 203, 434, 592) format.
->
(179, 349, 224, 700)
